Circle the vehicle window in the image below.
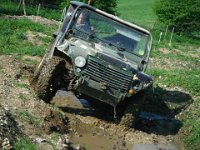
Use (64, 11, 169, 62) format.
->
(72, 9, 149, 56)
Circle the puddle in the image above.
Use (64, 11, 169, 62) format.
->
(53, 90, 182, 136)
(133, 144, 176, 150)
(71, 130, 132, 150)
(53, 90, 113, 120)
(52, 90, 181, 149)
(52, 90, 92, 109)
(138, 112, 182, 135)
(52, 90, 132, 149)
(71, 133, 114, 150)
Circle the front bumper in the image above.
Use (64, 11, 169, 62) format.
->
(77, 77, 127, 106)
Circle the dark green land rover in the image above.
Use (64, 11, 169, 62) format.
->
(33, 1, 153, 128)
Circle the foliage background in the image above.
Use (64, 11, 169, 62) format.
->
(154, 0, 200, 35)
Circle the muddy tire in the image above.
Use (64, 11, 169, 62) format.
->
(35, 56, 66, 102)
(31, 38, 56, 85)
(120, 91, 146, 128)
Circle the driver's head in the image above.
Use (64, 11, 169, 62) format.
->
(77, 11, 89, 25)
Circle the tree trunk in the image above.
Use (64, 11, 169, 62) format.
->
(88, 0, 92, 5)
(22, 0, 26, 16)
(16, 0, 22, 12)
(16, 0, 26, 16)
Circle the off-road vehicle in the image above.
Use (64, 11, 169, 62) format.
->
(33, 1, 153, 128)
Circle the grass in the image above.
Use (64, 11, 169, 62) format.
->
(18, 93, 28, 102)
(50, 132, 61, 141)
(0, 0, 61, 20)
(148, 27, 200, 150)
(151, 69, 200, 95)
(148, 23, 200, 149)
(117, 0, 157, 29)
(14, 138, 37, 150)
(24, 58, 39, 65)
(183, 97, 200, 150)
(0, 17, 56, 56)
(16, 83, 29, 89)
(17, 110, 39, 125)
(0, 65, 3, 70)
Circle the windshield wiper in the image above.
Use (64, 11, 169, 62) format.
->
(118, 46, 126, 51)
(107, 42, 126, 52)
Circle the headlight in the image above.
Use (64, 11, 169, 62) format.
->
(74, 56, 86, 68)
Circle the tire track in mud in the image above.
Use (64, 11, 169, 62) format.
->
(0, 55, 184, 149)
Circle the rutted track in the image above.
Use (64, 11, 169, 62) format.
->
(0, 55, 184, 149)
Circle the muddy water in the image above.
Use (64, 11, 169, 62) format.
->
(72, 132, 114, 150)
(51, 90, 183, 150)
(72, 134, 133, 150)
(52, 90, 132, 149)
(70, 115, 132, 150)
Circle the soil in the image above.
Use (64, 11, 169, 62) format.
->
(0, 54, 187, 150)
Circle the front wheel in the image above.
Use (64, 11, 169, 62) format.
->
(35, 56, 66, 102)
(120, 91, 146, 128)
(31, 38, 56, 84)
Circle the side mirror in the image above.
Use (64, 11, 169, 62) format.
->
(64, 29, 74, 39)
(52, 32, 58, 38)
(141, 60, 147, 65)
(138, 60, 147, 71)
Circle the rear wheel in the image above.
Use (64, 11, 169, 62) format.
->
(120, 91, 146, 128)
(35, 56, 66, 102)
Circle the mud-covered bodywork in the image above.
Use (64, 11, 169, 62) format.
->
(45, 1, 153, 107)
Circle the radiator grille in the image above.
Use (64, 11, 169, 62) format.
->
(83, 56, 133, 91)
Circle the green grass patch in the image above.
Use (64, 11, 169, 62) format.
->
(151, 49, 199, 64)
(14, 138, 37, 150)
(117, 0, 157, 28)
(50, 132, 61, 141)
(0, 17, 56, 56)
(0, 0, 61, 20)
(183, 97, 200, 150)
(153, 30, 200, 50)
(24, 58, 39, 65)
(18, 93, 28, 104)
(0, 65, 3, 70)
(17, 111, 39, 125)
(16, 83, 29, 89)
(151, 68, 200, 96)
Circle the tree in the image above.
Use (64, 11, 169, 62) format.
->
(154, 0, 200, 34)
(90, 0, 117, 15)
(60, 0, 117, 15)
(24, 0, 117, 15)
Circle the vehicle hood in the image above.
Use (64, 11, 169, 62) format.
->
(57, 38, 139, 73)
(57, 38, 153, 89)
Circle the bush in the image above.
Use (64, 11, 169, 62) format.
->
(90, 0, 117, 14)
(154, 0, 200, 34)
(60, 0, 117, 15)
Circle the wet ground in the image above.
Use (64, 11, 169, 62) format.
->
(0, 55, 188, 150)
(52, 90, 182, 150)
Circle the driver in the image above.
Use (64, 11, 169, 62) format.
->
(76, 12, 93, 33)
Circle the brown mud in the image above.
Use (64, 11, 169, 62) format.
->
(0, 55, 189, 149)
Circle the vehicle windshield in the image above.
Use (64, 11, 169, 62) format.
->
(71, 8, 149, 56)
